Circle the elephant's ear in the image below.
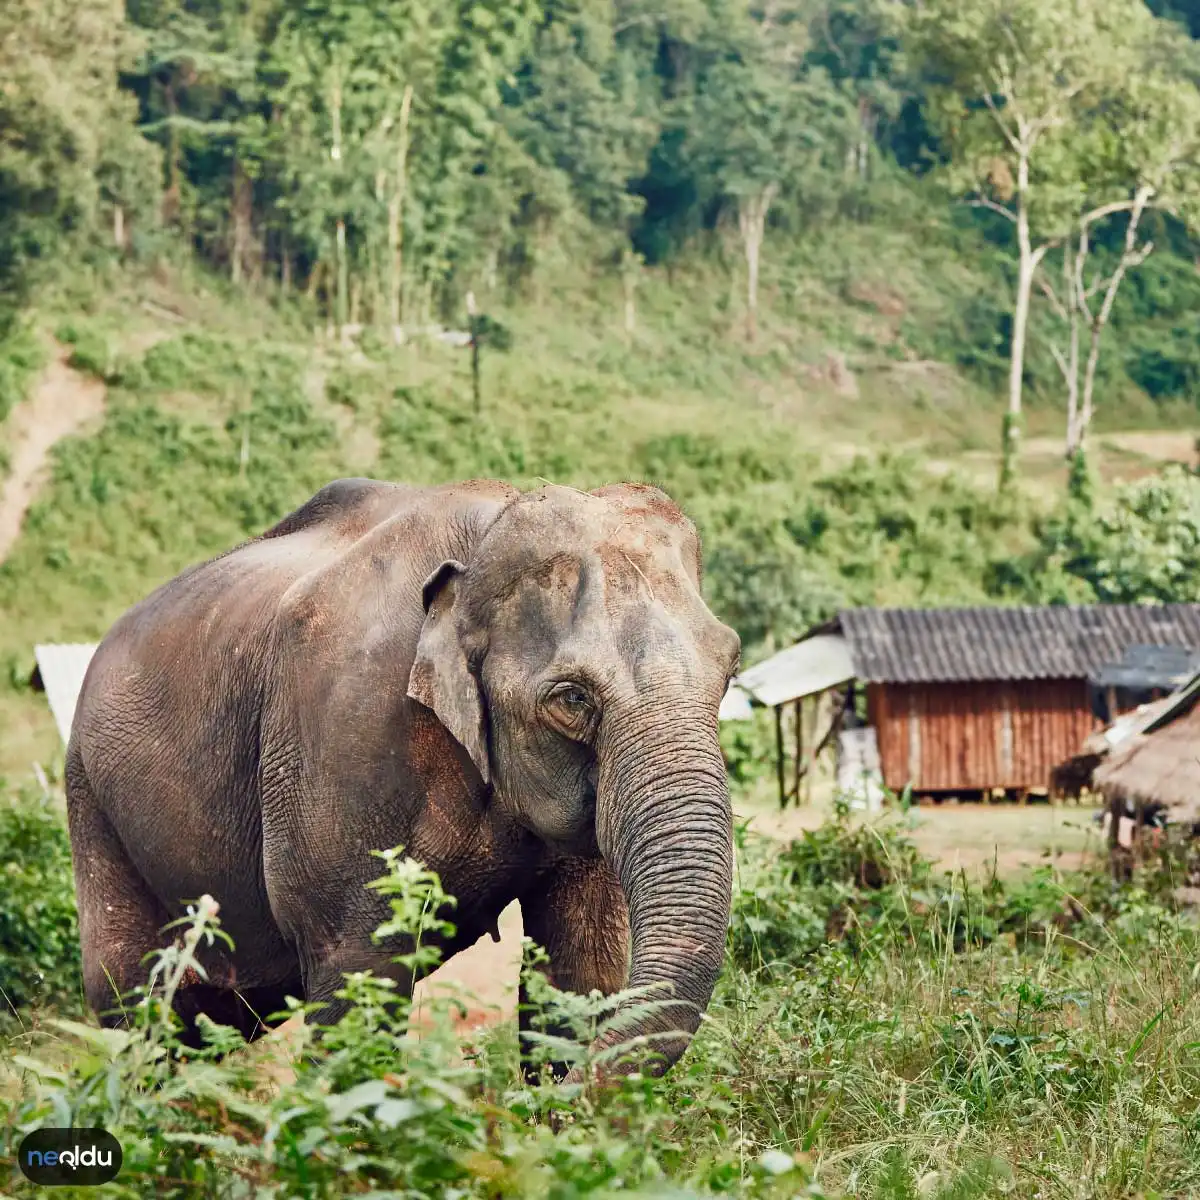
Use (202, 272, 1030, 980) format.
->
(407, 560, 490, 785)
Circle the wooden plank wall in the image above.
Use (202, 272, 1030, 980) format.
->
(867, 679, 1097, 793)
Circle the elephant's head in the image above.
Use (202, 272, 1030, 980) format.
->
(408, 482, 739, 1076)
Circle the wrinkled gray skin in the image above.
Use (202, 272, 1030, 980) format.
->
(67, 478, 740, 1082)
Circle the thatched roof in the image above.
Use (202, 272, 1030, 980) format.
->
(1080, 691, 1179, 757)
(1092, 673, 1200, 819)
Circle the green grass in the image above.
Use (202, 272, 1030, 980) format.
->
(2, 787, 1198, 1198)
(0, 249, 1006, 779)
(0, 247, 1198, 1196)
(0, 322, 46, 478)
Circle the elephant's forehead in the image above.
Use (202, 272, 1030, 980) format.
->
(491, 485, 693, 546)
(488, 532, 691, 604)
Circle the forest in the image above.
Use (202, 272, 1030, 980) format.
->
(7, 0, 1200, 464)
(3, 1, 1200, 1197)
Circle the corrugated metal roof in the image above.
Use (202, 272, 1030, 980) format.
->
(1143, 668, 1200, 734)
(736, 634, 856, 707)
(834, 604, 1200, 684)
(33, 643, 98, 744)
(1089, 643, 1200, 691)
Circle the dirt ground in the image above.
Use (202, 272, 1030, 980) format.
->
(0, 342, 106, 564)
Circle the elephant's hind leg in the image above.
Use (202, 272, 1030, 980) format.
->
(518, 857, 630, 1085)
(66, 756, 174, 1028)
(67, 758, 301, 1049)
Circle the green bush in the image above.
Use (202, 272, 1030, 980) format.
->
(0, 323, 44, 426)
(4, 801, 1200, 1195)
(0, 786, 81, 1017)
(997, 464, 1200, 604)
(7, 849, 820, 1199)
(55, 320, 113, 380)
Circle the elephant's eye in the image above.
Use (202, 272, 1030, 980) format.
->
(545, 682, 596, 738)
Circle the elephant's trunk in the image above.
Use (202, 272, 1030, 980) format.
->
(592, 694, 733, 1077)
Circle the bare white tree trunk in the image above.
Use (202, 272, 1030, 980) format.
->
(1040, 241, 1082, 454)
(737, 182, 779, 341)
(1077, 187, 1154, 448)
(621, 248, 642, 340)
(1041, 189, 1157, 459)
(1002, 146, 1056, 485)
(231, 156, 252, 286)
(329, 68, 347, 339)
(388, 84, 414, 330)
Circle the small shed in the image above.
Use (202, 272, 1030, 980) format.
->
(30, 643, 99, 744)
(1088, 643, 1200, 723)
(780, 604, 1200, 799)
(728, 634, 860, 806)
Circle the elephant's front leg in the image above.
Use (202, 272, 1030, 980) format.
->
(518, 857, 629, 1085)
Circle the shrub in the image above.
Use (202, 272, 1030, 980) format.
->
(55, 321, 113, 380)
(0, 785, 81, 1017)
(7, 848, 821, 1199)
(1000, 465, 1200, 604)
(0, 323, 44, 426)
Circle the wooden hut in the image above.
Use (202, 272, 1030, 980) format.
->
(783, 604, 1200, 800)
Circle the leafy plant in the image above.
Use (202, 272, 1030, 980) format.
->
(0, 785, 82, 1018)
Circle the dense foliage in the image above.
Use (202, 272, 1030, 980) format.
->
(2, 317, 1197, 698)
(0, 786, 81, 1016)
(5, 3, 1200, 1197)
(5, 0, 1200, 424)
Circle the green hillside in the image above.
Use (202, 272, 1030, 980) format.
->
(2, 242, 1198, 780)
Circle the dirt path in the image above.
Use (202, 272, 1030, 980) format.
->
(0, 342, 106, 564)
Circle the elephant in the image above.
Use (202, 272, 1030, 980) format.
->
(66, 477, 740, 1083)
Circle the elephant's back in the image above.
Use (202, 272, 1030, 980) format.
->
(67, 481, 419, 935)
(68, 476, 517, 939)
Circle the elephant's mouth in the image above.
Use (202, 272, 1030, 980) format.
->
(538, 768, 600, 858)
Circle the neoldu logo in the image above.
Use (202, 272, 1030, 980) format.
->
(17, 1127, 122, 1187)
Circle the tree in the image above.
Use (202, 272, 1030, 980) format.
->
(125, 0, 291, 289)
(1041, 60, 1200, 458)
(268, 0, 448, 332)
(1021, 465, 1200, 603)
(906, 0, 1161, 490)
(505, 8, 658, 243)
(688, 44, 852, 339)
(804, 0, 909, 180)
(0, 0, 159, 317)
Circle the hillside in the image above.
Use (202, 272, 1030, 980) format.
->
(5, 0, 1200, 785)
(0, 240, 1197, 782)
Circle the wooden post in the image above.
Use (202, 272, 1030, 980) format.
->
(793, 697, 803, 805)
(775, 704, 786, 809)
(806, 693, 820, 806)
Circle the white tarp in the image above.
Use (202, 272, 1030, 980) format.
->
(718, 682, 754, 721)
(736, 634, 857, 709)
(836, 726, 885, 811)
(33, 643, 99, 744)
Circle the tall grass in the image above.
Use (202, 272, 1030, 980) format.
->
(2, 786, 1198, 1198)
